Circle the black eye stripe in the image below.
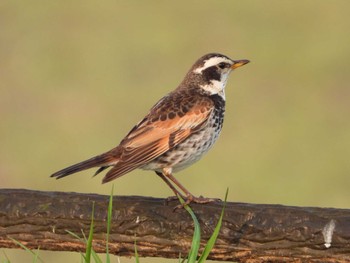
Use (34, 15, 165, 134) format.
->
(203, 66, 221, 81)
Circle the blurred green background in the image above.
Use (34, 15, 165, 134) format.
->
(1, 1, 350, 262)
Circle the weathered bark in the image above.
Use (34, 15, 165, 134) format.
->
(0, 189, 349, 262)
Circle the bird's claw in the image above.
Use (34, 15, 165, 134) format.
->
(171, 195, 222, 211)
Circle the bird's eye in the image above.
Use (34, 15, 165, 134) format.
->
(218, 62, 227, 69)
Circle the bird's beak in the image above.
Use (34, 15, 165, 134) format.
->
(231, 59, 250, 69)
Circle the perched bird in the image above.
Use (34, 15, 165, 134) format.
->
(51, 53, 249, 205)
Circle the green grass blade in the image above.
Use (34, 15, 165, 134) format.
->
(2, 250, 11, 263)
(197, 189, 229, 263)
(32, 247, 40, 263)
(85, 201, 95, 263)
(66, 229, 87, 261)
(81, 229, 88, 241)
(178, 196, 201, 263)
(66, 229, 100, 263)
(91, 250, 103, 263)
(9, 238, 43, 263)
(66, 230, 83, 241)
(134, 240, 140, 263)
(106, 184, 114, 263)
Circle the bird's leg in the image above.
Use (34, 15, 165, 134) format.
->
(162, 169, 220, 207)
(155, 171, 186, 202)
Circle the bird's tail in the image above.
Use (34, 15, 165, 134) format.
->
(51, 152, 117, 179)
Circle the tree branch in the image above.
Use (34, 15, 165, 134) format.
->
(0, 189, 349, 262)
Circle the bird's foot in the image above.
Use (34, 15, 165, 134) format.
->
(165, 194, 186, 204)
(173, 195, 221, 210)
(189, 195, 221, 204)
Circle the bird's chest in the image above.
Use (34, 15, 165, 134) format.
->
(144, 105, 225, 172)
(178, 110, 223, 156)
(140, 93, 226, 172)
(178, 106, 224, 156)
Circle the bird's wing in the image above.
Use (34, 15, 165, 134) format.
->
(102, 95, 213, 182)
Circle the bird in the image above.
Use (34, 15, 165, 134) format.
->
(51, 53, 249, 206)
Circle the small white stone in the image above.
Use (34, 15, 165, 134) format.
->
(322, 219, 336, 248)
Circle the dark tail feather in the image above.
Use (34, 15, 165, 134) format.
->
(51, 153, 116, 179)
(93, 166, 110, 177)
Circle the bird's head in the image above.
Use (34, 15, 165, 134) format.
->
(182, 53, 249, 99)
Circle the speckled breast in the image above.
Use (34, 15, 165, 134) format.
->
(142, 94, 225, 173)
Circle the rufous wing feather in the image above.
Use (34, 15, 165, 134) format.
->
(102, 101, 212, 183)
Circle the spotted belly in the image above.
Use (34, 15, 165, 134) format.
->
(141, 114, 223, 173)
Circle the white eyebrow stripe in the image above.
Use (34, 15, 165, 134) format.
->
(194, 57, 232, 74)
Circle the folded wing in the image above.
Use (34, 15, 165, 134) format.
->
(103, 97, 213, 183)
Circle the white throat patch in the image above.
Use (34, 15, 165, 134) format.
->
(194, 56, 234, 100)
(200, 72, 230, 100)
